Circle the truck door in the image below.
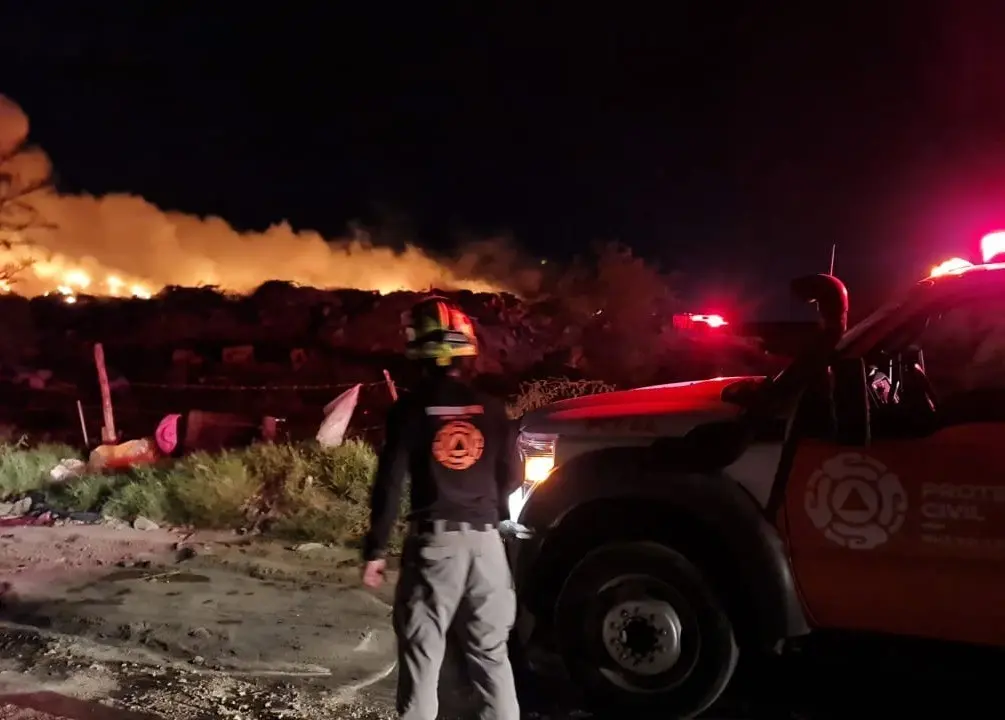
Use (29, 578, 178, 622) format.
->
(783, 291, 1005, 646)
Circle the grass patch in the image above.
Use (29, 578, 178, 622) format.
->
(49, 473, 119, 513)
(0, 438, 405, 551)
(167, 451, 260, 529)
(0, 438, 82, 498)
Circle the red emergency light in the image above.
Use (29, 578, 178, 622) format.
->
(673, 313, 729, 330)
(981, 231, 1005, 264)
(929, 257, 974, 277)
(928, 229, 1005, 277)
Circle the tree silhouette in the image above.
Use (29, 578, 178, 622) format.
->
(0, 95, 54, 288)
(551, 241, 681, 382)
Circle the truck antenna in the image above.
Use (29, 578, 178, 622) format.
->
(828, 244, 837, 275)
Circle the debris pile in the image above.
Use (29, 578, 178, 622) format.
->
(0, 491, 102, 527)
(0, 284, 777, 386)
(0, 279, 787, 444)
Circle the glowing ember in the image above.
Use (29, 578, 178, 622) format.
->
(1, 238, 157, 302)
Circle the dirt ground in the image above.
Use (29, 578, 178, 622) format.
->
(6, 524, 982, 720)
(0, 524, 418, 719)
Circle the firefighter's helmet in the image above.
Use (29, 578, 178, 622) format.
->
(403, 296, 478, 365)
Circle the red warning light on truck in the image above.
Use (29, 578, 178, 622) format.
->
(928, 231, 1005, 278)
(981, 231, 1005, 264)
(929, 257, 974, 277)
(672, 313, 729, 330)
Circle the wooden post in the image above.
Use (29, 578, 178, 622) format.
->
(261, 416, 279, 443)
(76, 399, 89, 447)
(94, 343, 117, 444)
(382, 369, 398, 402)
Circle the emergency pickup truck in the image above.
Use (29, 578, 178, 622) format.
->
(505, 255, 1005, 718)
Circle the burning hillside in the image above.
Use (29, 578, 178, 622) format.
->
(0, 95, 532, 301)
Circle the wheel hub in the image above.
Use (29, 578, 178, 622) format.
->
(601, 599, 682, 676)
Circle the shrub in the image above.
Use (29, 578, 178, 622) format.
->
(551, 242, 681, 383)
(48, 472, 118, 513)
(102, 468, 175, 521)
(507, 377, 615, 419)
(166, 452, 259, 529)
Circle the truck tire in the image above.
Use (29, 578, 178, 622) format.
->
(554, 541, 738, 718)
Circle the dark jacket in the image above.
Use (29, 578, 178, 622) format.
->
(362, 373, 522, 561)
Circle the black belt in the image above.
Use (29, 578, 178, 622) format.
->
(409, 519, 498, 534)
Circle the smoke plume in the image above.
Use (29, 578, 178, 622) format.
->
(0, 95, 538, 300)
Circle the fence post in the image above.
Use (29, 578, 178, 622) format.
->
(94, 343, 117, 444)
(76, 399, 90, 447)
(382, 369, 398, 402)
(261, 416, 279, 443)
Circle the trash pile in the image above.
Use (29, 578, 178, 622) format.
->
(0, 455, 115, 527)
(0, 490, 102, 527)
(0, 275, 785, 445)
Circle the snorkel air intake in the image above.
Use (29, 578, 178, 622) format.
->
(684, 273, 851, 471)
(790, 273, 849, 350)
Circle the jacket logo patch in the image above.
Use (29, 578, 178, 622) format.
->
(432, 420, 485, 471)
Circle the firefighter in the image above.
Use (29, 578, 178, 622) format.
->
(361, 296, 522, 720)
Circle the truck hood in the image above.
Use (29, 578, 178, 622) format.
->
(522, 376, 763, 437)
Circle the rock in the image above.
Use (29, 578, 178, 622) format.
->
(102, 516, 131, 530)
(293, 542, 326, 553)
(176, 545, 198, 562)
(49, 458, 87, 483)
(133, 516, 159, 531)
(0, 502, 13, 517)
(188, 627, 212, 639)
(9, 496, 31, 517)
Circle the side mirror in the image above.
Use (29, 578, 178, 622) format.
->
(720, 377, 761, 407)
(831, 357, 870, 446)
(900, 345, 925, 374)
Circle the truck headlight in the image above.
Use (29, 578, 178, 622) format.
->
(525, 455, 555, 483)
(509, 432, 558, 522)
(519, 431, 558, 483)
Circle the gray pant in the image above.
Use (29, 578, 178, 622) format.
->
(393, 522, 519, 720)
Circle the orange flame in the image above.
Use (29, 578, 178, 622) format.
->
(0, 95, 529, 303)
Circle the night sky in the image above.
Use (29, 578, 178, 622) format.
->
(5, 3, 1005, 317)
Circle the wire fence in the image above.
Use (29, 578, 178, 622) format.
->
(3, 379, 391, 394)
(127, 381, 389, 391)
(0, 376, 402, 447)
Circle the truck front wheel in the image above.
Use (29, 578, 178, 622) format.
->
(554, 541, 738, 718)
